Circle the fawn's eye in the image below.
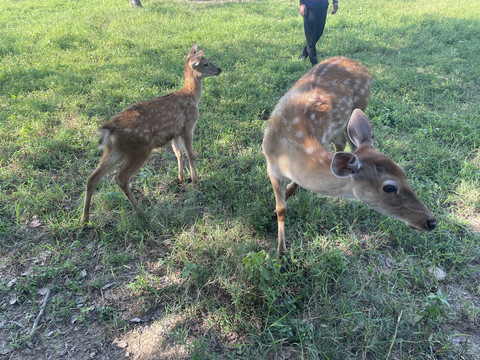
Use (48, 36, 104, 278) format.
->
(204, 63, 209, 67)
(383, 184, 397, 193)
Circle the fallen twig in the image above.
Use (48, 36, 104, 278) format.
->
(29, 288, 51, 338)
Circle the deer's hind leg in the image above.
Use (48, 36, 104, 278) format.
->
(114, 152, 150, 216)
(177, 127, 198, 184)
(332, 131, 348, 152)
(285, 182, 299, 201)
(267, 166, 288, 255)
(81, 147, 122, 225)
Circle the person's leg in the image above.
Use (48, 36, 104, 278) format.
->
(299, 45, 308, 60)
(303, 9, 316, 63)
(304, 6, 328, 65)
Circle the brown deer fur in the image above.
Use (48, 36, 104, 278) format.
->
(262, 56, 436, 254)
(81, 44, 221, 224)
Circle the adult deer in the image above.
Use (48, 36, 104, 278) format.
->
(80, 43, 221, 225)
(262, 56, 436, 254)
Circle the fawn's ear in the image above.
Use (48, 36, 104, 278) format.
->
(188, 43, 198, 58)
(347, 109, 373, 148)
(331, 152, 362, 177)
(189, 49, 204, 66)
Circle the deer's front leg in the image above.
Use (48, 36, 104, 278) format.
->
(172, 138, 185, 183)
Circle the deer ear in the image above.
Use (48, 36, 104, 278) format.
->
(188, 43, 198, 58)
(347, 109, 373, 147)
(189, 49, 204, 66)
(331, 152, 362, 177)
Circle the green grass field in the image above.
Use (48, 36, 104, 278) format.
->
(1, 0, 479, 358)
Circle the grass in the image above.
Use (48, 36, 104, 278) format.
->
(1, 0, 479, 358)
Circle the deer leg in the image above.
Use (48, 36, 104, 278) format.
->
(268, 168, 287, 255)
(81, 147, 122, 225)
(82, 167, 111, 225)
(333, 132, 347, 152)
(172, 138, 184, 183)
(285, 181, 299, 201)
(114, 155, 148, 216)
(272, 182, 297, 216)
(182, 128, 198, 184)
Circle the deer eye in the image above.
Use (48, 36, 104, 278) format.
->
(383, 184, 397, 193)
(203, 63, 209, 67)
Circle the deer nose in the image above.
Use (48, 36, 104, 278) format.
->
(426, 218, 437, 231)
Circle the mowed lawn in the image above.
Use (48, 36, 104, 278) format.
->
(1, 0, 479, 359)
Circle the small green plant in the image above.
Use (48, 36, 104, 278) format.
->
(128, 271, 161, 312)
(181, 260, 200, 281)
(74, 305, 95, 327)
(243, 250, 285, 307)
(130, 272, 159, 293)
(104, 252, 132, 267)
(188, 336, 218, 360)
(243, 250, 282, 285)
(414, 290, 451, 329)
(98, 306, 117, 322)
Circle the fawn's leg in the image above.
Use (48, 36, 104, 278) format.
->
(285, 182, 299, 201)
(172, 138, 185, 183)
(81, 147, 122, 225)
(267, 167, 287, 255)
(333, 131, 347, 152)
(182, 128, 198, 184)
(114, 154, 149, 215)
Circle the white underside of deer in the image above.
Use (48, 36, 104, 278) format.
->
(263, 56, 436, 254)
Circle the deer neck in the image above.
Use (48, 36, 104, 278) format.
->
(305, 152, 356, 199)
(180, 66, 203, 106)
(276, 143, 354, 199)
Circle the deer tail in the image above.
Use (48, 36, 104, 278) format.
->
(97, 126, 114, 149)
